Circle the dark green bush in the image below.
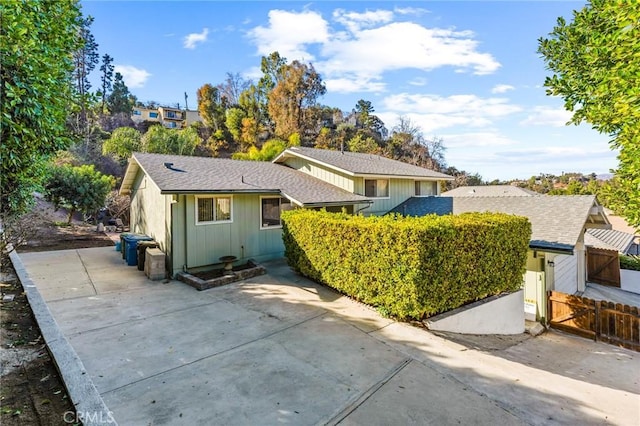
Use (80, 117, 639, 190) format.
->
(620, 254, 640, 271)
(282, 210, 531, 320)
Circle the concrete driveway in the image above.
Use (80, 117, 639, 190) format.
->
(18, 247, 639, 425)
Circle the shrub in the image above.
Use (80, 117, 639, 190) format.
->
(282, 210, 531, 320)
(620, 254, 640, 271)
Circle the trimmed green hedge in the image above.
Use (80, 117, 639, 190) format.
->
(282, 210, 531, 320)
(620, 254, 640, 271)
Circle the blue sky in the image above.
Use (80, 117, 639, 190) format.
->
(81, 1, 618, 181)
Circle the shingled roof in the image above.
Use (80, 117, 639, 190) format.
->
(389, 195, 609, 253)
(442, 185, 537, 197)
(273, 147, 453, 179)
(120, 153, 372, 207)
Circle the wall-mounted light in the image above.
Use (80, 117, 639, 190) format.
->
(547, 260, 555, 267)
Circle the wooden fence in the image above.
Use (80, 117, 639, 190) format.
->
(547, 291, 640, 352)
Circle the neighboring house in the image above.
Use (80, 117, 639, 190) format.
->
(273, 147, 453, 216)
(442, 185, 537, 197)
(131, 107, 161, 124)
(390, 194, 611, 322)
(131, 106, 203, 129)
(120, 148, 453, 276)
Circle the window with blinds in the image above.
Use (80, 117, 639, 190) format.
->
(196, 196, 232, 224)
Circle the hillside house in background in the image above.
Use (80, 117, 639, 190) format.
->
(131, 106, 203, 129)
(119, 148, 453, 276)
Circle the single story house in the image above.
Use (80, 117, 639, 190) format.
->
(119, 148, 453, 276)
(390, 193, 611, 322)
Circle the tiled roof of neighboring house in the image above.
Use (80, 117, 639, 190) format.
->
(273, 146, 454, 180)
(120, 153, 372, 207)
(585, 228, 637, 254)
(389, 195, 608, 253)
(442, 185, 537, 197)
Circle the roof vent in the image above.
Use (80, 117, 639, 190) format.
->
(163, 162, 185, 173)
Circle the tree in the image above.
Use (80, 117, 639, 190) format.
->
(99, 54, 114, 112)
(102, 127, 142, 164)
(384, 116, 446, 171)
(347, 134, 379, 154)
(538, 0, 640, 226)
(217, 72, 251, 106)
(141, 125, 200, 156)
(197, 84, 227, 132)
(44, 164, 115, 224)
(267, 60, 326, 141)
(107, 72, 132, 114)
(71, 15, 99, 140)
(232, 139, 288, 161)
(0, 0, 82, 218)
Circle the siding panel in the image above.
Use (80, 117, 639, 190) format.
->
(553, 253, 578, 294)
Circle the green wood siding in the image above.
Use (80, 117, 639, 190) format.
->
(129, 172, 169, 251)
(181, 193, 285, 269)
(358, 178, 425, 216)
(283, 157, 355, 192)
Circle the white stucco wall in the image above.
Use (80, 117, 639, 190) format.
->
(425, 290, 525, 335)
(621, 269, 640, 294)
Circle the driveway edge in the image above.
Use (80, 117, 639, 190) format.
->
(9, 249, 117, 426)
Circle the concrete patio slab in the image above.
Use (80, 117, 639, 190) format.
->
(17, 247, 640, 426)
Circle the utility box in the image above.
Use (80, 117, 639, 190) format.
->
(145, 248, 165, 281)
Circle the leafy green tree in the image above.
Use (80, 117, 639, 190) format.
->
(142, 125, 200, 156)
(538, 0, 640, 226)
(0, 0, 82, 218)
(99, 54, 114, 112)
(232, 139, 287, 161)
(102, 127, 142, 164)
(107, 72, 133, 114)
(197, 83, 227, 132)
(44, 164, 115, 224)
(347, 134, 379, 153)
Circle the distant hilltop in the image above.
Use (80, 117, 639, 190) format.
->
(596, 173, 614, 180)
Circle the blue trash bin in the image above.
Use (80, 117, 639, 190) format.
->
(120, 233, 150, 260)
(123, 235, 153, 266)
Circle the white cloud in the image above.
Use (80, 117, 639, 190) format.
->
(247, 10, 329, 60)
(325, 77, 386, 93)
(333, 9, 394, 33)
(380, 93, 521, 132)
(319, 22, 500, 93)
(114, 65, 151, 88)
(491, 84, 514, 94)
(394, 7, 430, 16)
(247, 8, 500, 94)
(408, 77, 428, 86)
(184, 28, 209, 49)
(520, 106, 573, 127)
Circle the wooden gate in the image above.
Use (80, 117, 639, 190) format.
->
(548, 291, 639, 351)
(587, 247, 620, 287)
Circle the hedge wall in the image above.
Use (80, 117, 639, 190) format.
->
(620, 254, 640, 271)
(282, 210, 531, 320)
